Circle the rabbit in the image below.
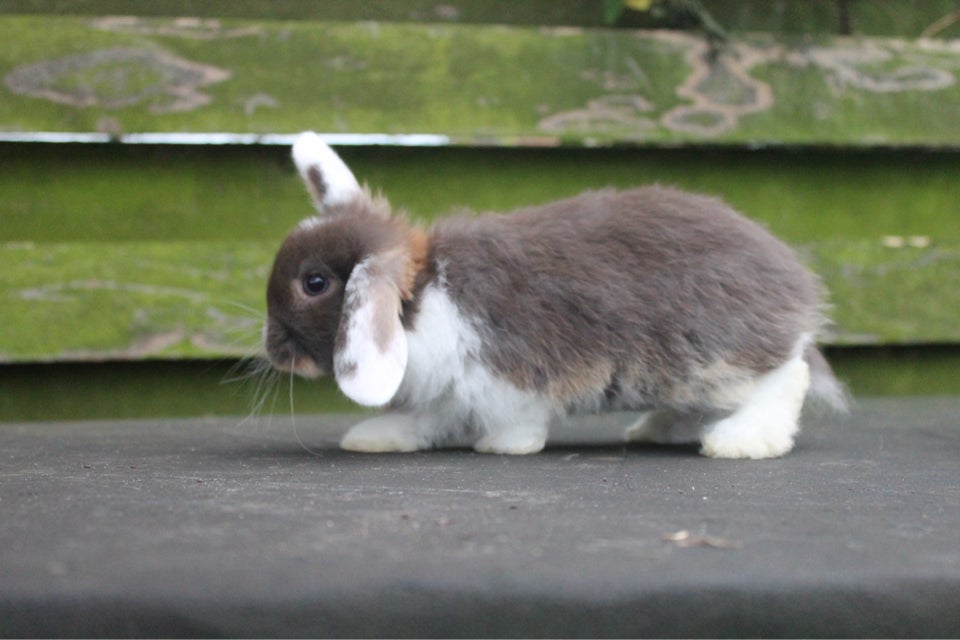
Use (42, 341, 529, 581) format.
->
(264, 132, 847, 459)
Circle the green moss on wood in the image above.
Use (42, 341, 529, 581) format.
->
(4, 347, 960, 422)
(3, 143, 959, 360)
(2, 234, 958, 363)
(810, 240, 960, 345)
(0, 241, 269, 361)
(3, 1, 960, 39)
(3, 17, 960, 146)
(3, 145, 960, 244)
(0, 360, 359, 421)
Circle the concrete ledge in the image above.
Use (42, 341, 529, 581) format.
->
(2, 397, 959, 637)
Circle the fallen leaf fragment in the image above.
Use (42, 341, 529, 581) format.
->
(662, 529, 741, 549)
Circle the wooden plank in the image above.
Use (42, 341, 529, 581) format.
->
(3, 17, 960, 146)
(610, 1, 960, 39)
(2, 236, 958, 363)
(5, 145, 959, 246)
(5, 348, 960, 422)
(3, 1, 960, 39)
(0, 1, 608, 26)
(0, 360, 358, 421)
(810, 239, 960, 346)
(0, 241, 268, 362)
(2, 142, 959, 358)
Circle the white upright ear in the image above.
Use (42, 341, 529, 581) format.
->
(333, 258, 408, 407)
(292, 131, 361, 212)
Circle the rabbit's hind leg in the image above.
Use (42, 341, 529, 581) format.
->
(700, 354, 810, 459)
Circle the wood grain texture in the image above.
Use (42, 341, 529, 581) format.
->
(2, 237, 958, 362)
(3, 17, 960, 146)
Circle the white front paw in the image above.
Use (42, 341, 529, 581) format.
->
(340, 414, 424, 453)
(474, 430, 547, 455)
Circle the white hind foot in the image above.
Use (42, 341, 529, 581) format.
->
(700, 355, 810, 459)
(340, 413, 427, 452)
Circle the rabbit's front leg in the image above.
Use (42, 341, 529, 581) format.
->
(472, 394, 553, 455)
(473, 424, 549, 455)
(340, 413, 430, 452)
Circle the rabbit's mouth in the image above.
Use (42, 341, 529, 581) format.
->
(285, 352, 323, 379)
(267, 347, 324, 379)
(264, 322, 328, 379)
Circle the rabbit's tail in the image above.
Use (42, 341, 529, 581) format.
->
(803, 345, 851, 414)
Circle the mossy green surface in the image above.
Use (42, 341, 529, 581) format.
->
(4, 145, 960, 244)
(2, 235, 958, 362)
(3, 143, 960, 361)
(3, 17, 960, 146)
(826, 346, 960, 398)
(0, 241, 268, 361)
(0, 144, 297, 243)
(3, 1, 959, 39)
(2, 348, 960, 422)
(0, 360, 359, 421)
(0, 1, 606, 26)
(810, 240, 960, 345)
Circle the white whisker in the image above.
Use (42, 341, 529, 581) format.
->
(289, 355, 323, 457)
(229, 355, 281, 430)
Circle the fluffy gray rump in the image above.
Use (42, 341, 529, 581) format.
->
(431, 186, 823, 412)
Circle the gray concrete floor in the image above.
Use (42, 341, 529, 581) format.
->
(2, 397, 959, 638)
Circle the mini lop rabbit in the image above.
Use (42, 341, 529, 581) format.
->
(264, 132, 845, 458)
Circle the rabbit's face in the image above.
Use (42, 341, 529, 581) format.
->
(264, 220, 356, 378)
(262, 132, 421, 407)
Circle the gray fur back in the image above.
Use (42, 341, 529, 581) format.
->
(430, 186, 824, 412)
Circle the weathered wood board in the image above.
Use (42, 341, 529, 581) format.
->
(1, 242, 267, 362)
(4, 1, 960, 39)
(3, 17, 960, 146)
(2, 235, 958, 363)
(4, 144, 959, 244)
(2, 16, 959, 365)
(2, 138, 959, 360)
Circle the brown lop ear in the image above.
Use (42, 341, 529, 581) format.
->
(333, 253, 408, 407)
(292, 131, 362, 214)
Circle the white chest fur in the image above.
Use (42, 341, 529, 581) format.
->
(389, 283, 556, 454)
(395, 283, 482, 409)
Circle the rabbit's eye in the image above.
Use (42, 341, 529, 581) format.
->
(302, 273, 329, 297)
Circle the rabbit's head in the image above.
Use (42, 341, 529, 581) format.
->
(264, 133, 426, 407)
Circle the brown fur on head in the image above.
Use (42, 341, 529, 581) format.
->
(263, 133, 427, 407)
